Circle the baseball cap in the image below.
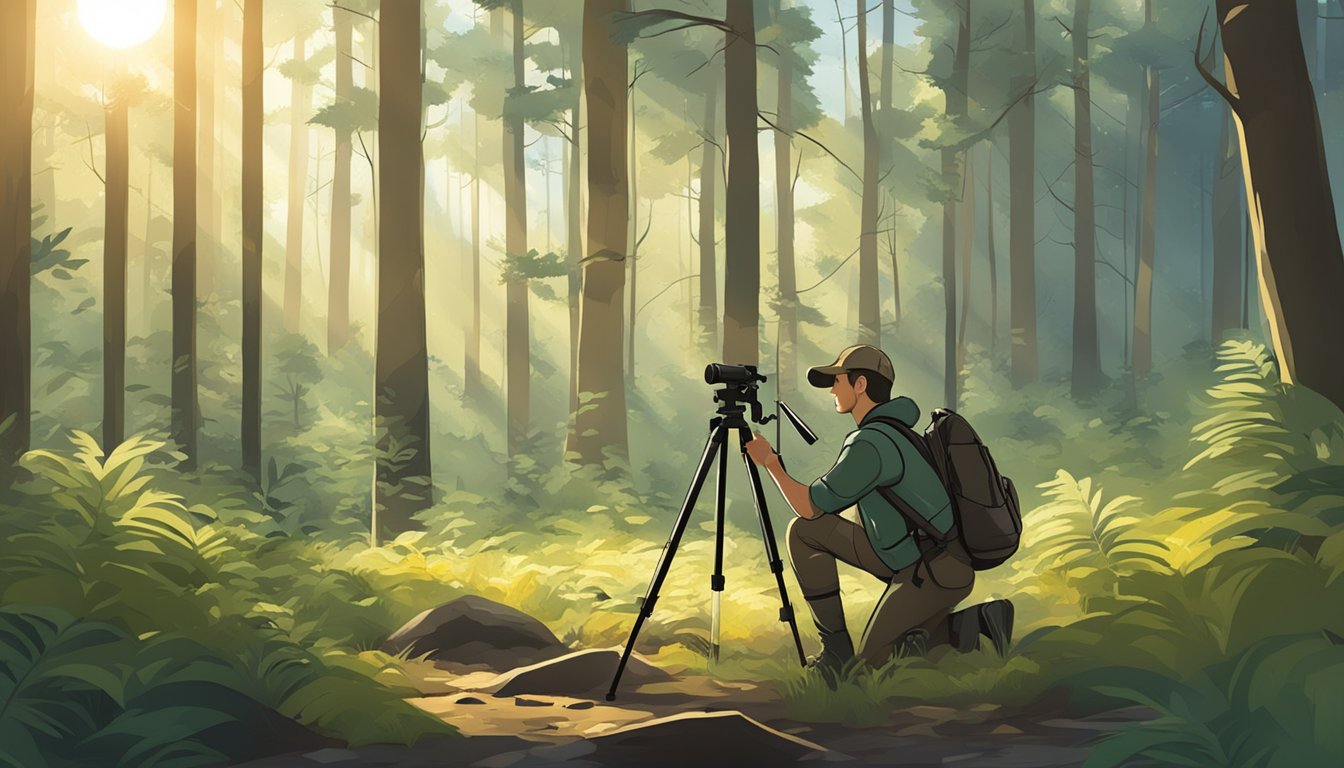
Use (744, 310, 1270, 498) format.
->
(806, 344, 895, 388)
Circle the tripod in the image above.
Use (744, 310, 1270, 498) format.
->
(606, 379, 811, 701)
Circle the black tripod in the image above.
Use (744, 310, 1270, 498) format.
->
(606, 366, 815, 701)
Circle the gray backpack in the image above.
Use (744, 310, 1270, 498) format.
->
(868, 409, 1022, 570)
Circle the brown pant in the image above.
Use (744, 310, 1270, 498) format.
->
(786, 513, 974, 667)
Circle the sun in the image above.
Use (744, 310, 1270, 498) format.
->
(78, 0, 167, 49)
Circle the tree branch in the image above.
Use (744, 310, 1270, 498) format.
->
(758, 112, 861, 183)
(1194, 9, 1242, 118)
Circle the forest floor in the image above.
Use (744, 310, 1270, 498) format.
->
(230, 654, 1154, 767)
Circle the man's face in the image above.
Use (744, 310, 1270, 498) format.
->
(828, 373, 859, 414)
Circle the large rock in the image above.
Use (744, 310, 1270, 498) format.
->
(485, 648, 675, 698)
(382, 595, 568, 669)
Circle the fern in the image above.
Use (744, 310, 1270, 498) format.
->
(1010, 470, 1172, 609)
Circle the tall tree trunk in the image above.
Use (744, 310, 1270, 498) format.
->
(198, 0, 216, 298)
(986, 143, 998, 357)
(881, 0, 899, 325)
(835, 0, 855, 127)
(722, 0, 760, 366)
(466, 110, 483, 398)
(775, 9, 798, 394)
(284, 35, 310, 334)
(627, 78, 638, 385)
(103, 90, 129, 452)
(856, 0, 880, 347)
(0, 0, 33, 477)
(1211, 107, 1244, 342)
(942, 5, 970, 409)
(958, 152, 975, 365)
(242, 0, 262, 481)
(376, 0, 432, 536)
(172, 0, 199, 468)
(1217, 0, 1344, 411)
(1071, 0, 1102, 398)
(1133, 0, 1159, 378)
(697, 78, 719, 355)
(328, 9, 353, 354)
(571, 0, 630, 466)
(503, 0, 530, 457)
(565, 42, 582, 441)
(1009, 0, 1037, 387)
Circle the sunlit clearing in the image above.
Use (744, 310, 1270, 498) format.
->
(78, 0, 167, 49)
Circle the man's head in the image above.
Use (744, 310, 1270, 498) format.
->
(807, 345, 895, 414)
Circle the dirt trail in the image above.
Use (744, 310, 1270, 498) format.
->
(232, 659, 1151, 767)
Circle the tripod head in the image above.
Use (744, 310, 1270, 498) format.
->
(705, 363, 772, 426)
(703, 364, 817, 446)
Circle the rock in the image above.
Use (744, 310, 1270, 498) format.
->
(514, 697, 553, 707)
(585, 711, 832, 766)
(381, 595, 568, 669)
(299, 749, 358, 764)
(456, 696, 486, 705)
(485, 648, 675, 698)
(992, 724, 1024, 735)
(564, 701, 595, 710)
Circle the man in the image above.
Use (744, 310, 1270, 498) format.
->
(745, 344, 1011, 674)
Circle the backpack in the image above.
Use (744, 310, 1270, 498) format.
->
(866, 409, 1022, 571)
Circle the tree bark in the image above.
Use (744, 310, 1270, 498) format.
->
(376, 0, 432, 536)
(172, 0, 199, 468)
(1211, 106, 1243, 341)
(572, 0, 630, 466)
(284, 35, 310, 334)
(198, 0, 217, 298)
(775, 13, 798, 394)
(722, 0, 760, 366)
(328, 8, 353, 355)
(242, 0, 262, 481)
(0, 0, 33, 477)
(697, 77, 719, 356)
(503, 0, 530, 458)
(1217, 0, 1344, 411)
(1133, 0, 1158, 378)
(627, 77, 638, 385)
(565, 42, 582, 440)
(986, 142, 998, 357)
(103, 93, 129, 452)
(1070, 0, 1102, 398)
(882, 0, 900, 325)
(857, 0, 880, 347)
(1008, 0, 1037, 387)
(958, 150, 975, 366)
(942, 4, 969, 409)
(466, 109, 483, 398)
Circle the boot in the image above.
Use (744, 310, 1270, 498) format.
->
(947, 599, 1015, 656)
(805, 628, 854, 684)
(897, 627, 929, 659)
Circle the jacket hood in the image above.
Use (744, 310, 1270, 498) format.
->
(861, 396, 921, 428)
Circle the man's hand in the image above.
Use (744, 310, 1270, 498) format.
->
(745, 432, 780, 469)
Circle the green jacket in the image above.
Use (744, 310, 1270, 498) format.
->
(807, 397, 954, 571)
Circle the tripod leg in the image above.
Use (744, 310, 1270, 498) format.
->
(737, 427, 807, 666)
(711, 433, 729, 666)
(606, 420, 728, 701)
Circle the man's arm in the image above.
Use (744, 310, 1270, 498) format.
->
(745, 432, 825, 519)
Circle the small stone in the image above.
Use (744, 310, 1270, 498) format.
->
(565, 700, 596, 710)
(992, 724, 1024, 735)
(455, 696, 486, 705)
(515, 697, 554, 707)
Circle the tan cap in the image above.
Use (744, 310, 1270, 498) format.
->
(807, 344, 895, 388)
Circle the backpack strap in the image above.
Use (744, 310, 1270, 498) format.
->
(859, 418, 954, 549)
